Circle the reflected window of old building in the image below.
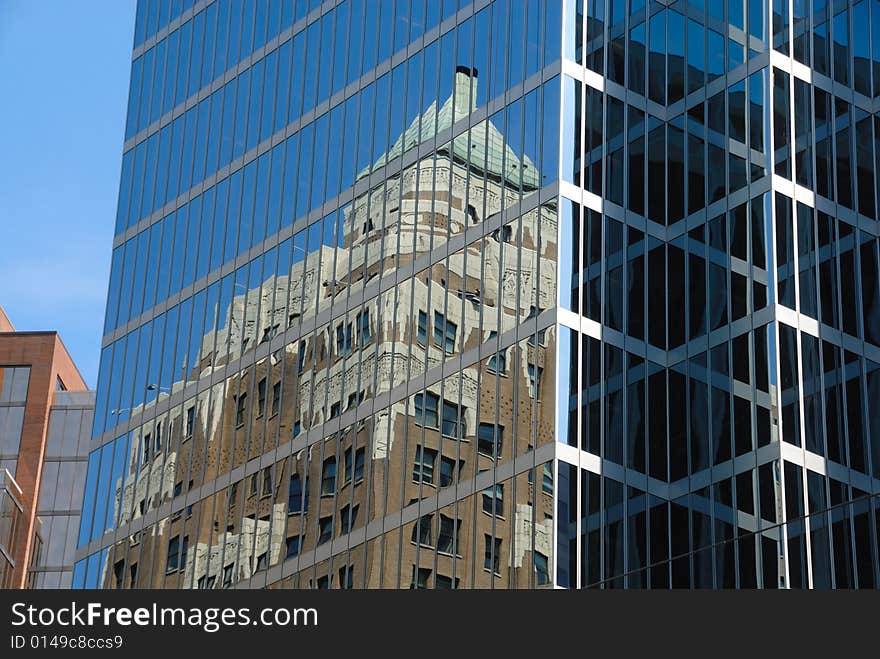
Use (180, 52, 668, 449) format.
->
(329, 401, 341, 418)
(492, 224, 513, 243)
(316, 575, 330, 589)
(339, 565, 353, 590)
(172, 482, 182, 518)
(339, 504, 359, 534)
(129, 563, 137, 588)
(414, 392, 439, 428)
(185, 480, 193, 515)
(250, 473, 258, 497)
(412, 514, 433, 546)
(534, 552, 550, 585)
(435, 574, 458, 589)
(478, 423, 504, 459)
(259, 325, 274, 344)
(336, 446, 365, 488)
(293, 421, 301, 437)
(441, 400, 465, 438)
(417, 311, 428, 345)
(437, 515, 461, 555)
(166, 535, 180, 573)
(439, 456, 456, 488)
(347, 390, 365, 410)
(166, 534, 187, 573)
(434, 311, 457, 353)
(271, 381, 281, 417)
(197, 575, 216, 589)
(155, 421, 162, 451)
(255, 552, 267, 572)
(542, 464, 554, 494)
(286, 535, 302, 559)
(143, 433, 151, 462)
(484, 535, 502, 574)
(321, 457, 337, 495)
(113, 560, 124, 589)
(412, 446, 436, 484)
(526, 307, 547, 346)
(482, 483, 504, 517)
(257, 377, 267, 416)
(318, 516, 333, 544)
(467, 204, 478, 224)
(235, 393, 247, 427)
(336, 322, 353, 356)
(356, 310, 371, 344)
(486, 331, 507, 373)
(343, 447, 353, 486)
(287, 474, 309, 515)
(262, 467, 272, 496)
(222, 564, 233, 589)
(185, 406, 194, 437)
(410, 567, 431, 589)
(527, 364, 543, 399)
(354, 447, 365, 482)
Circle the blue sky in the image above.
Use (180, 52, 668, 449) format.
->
(0, 0, 136, 387)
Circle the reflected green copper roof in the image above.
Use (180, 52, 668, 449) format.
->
(358, 70, 540, 190)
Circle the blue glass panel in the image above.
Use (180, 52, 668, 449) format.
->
(192, 96, 211, 184)
(103, 247, 123, 334)
(182, 194, 201, 288)
(196, 186, 215, 281)
(224, 170, 243, 262)
(233, 69, 251, 160)
(332, 2, 349, 95)
(253, 151, 271, 243)
(174, 19, 191, 107)
(211, 179, 229, 271)
(260, 49, 278, 143)
(115, 150, 134, 235)
(274, 40, 292, 134)
(201, 3, 217, 85)
(149, 39, 167, 124)
(125, 57, 143, 139)
(213, 0, 230, 75)
(246, 59, 264, 152)
(238, 160, 257, 254)
(280, 133, 298, 227)
(77, 449, 101, 545)
(347, 0, 365, 85)
(188, 9, 205, 97)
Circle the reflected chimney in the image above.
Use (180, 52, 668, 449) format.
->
(454, 65, 478, 119)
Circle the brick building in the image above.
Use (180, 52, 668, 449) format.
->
(0, 307, 93, 588)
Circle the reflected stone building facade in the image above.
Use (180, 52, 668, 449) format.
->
(78, 0, 878, 589)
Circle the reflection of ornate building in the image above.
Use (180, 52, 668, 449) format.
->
(80, 60, 558, 589)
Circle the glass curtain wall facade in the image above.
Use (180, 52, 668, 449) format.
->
(77, 0, 879, 589)
(77, 0, 562, 590)
(555, 0, 880, 588)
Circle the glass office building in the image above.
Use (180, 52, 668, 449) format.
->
(76, 0, 879, 589)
